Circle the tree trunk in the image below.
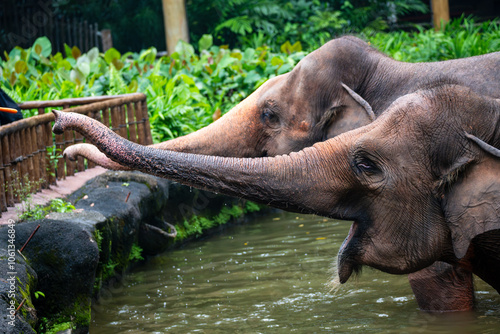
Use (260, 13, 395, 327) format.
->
(162, 0, 189, 54)
(431, 0, 450, 30)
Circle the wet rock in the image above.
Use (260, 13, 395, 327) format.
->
(68, 170, 170, 275)
(7, 212, 101, 333)
(0, 170, 260, 333)
(0, 248, 37, 334)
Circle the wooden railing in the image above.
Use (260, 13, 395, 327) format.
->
(0, 93, 152, 216)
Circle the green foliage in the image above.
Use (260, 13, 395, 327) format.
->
(187, 0, 429, 51)
(367, 16, 500, 62)
(93, 229, 103, 250)
(46, 146, 63, 177)
(1, 37, 306, 143)
(1, 17, 499, 145)
(245, 201, 262, 213)
(18, 198, 76, 222)
(11, 172, 43, 220)
(34, 291, 45, 299)
(175, 201, 259, 240)
(101, 260, 118, 281)
(129, 244, 144, 262)
(37, 317, 73, 334)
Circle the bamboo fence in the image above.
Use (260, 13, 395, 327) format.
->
(0, 93, 152, 216)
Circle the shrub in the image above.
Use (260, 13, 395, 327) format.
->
(1, 17, 498, 143)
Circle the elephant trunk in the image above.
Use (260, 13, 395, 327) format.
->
(63, 84, 266, 170)
(52, 110, 356, 218)
(152, 93, 260, 156)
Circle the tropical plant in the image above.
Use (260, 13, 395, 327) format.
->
(0, 35, 307, 142)
(187, 0, 429, 51)
(368, 16, 500, 62)
(1, 17, 499, 144)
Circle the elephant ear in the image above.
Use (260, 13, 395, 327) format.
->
(320, 83, 375, 139)
(441, 135, 500, 259)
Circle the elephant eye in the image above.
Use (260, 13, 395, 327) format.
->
(261, 109, 280, 128)
(355, 158, 379, 176)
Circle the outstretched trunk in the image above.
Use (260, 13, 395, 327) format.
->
(64, 81, 268, 169)
(53, 110, 354, 219)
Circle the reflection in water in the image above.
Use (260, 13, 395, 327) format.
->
(91, 212, 500, 333)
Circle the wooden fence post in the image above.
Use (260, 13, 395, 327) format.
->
(162, 0, 189, 54)
(431, 0, 450, 30)
(101, 29, 113, 51)
(1, 94, 148, 212)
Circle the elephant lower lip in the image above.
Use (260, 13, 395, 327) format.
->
(338, 221, 358, 284)
(338, 261, 353, 284)
(340, 221, 358, 253)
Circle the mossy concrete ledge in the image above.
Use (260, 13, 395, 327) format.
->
(0, 171, 264, 333)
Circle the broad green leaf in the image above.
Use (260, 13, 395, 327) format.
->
(280, 41, 293, 55)
(71, 46, 81, 59)
(18, 73, 29, 87)
(230, 51, 242, 60)
(180, 74, 196, 86)
(243, 70, 261, 84)
(271, 56, 284, 67)
(70, 69, 85, 85)
(14, 60, 28, 74)
(216, 53, 236, 70)
(9, 72, 17, 86)
(87, 47, 99, 63)
(291, 41, 302, 53)
(175, 41, 195, 59)
(41, 72, 53, 85)
(76, 56, 90, 77)
(64, 44, 73, 58)
(32, 37, 52, 58)
(111, 59, 124, 70)
(104, 48, 121, 64)
(198, 34, 213, 51)
(127, 79, 138, 92)
(139, 48, 157, 63)
(242, 48, 255, 62)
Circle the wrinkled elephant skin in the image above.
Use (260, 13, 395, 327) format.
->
(64, 36, 500, 168)
(53, 84, 500, 307)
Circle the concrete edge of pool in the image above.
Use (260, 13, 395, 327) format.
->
(0, 170, 268, 334)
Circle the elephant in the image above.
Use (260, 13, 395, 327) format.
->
(64, 36, 500, 166)
(63, 36, 500, 311)
(52, 83, 500, 308)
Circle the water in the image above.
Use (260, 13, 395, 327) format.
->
(91, 212, 500, 333)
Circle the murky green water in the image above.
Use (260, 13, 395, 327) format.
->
(91, 212, 500, 333)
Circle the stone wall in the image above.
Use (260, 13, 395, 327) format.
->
(0, 171, 264, 333)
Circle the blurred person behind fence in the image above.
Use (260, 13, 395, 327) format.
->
(0, 88, 23, 125)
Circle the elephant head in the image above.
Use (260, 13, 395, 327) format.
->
(52, 84, 500, 287)
(65, 37, 378, 168)
(63, 36, 500, 169)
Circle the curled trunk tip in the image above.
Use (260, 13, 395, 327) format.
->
(52, 109, 65, 134)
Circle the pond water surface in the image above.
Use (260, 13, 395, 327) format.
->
(91, 212, 500, 333)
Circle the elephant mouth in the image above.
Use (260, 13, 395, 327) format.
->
(337, 221, 361, 283)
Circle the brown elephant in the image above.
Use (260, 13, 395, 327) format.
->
(52, 84, 500, 307)
(64, 36, 500, 165)
(63, 37, 500, 311)
(65, 37, 500, 310)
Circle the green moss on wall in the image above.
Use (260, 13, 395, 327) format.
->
(175, 201, 263, 240)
